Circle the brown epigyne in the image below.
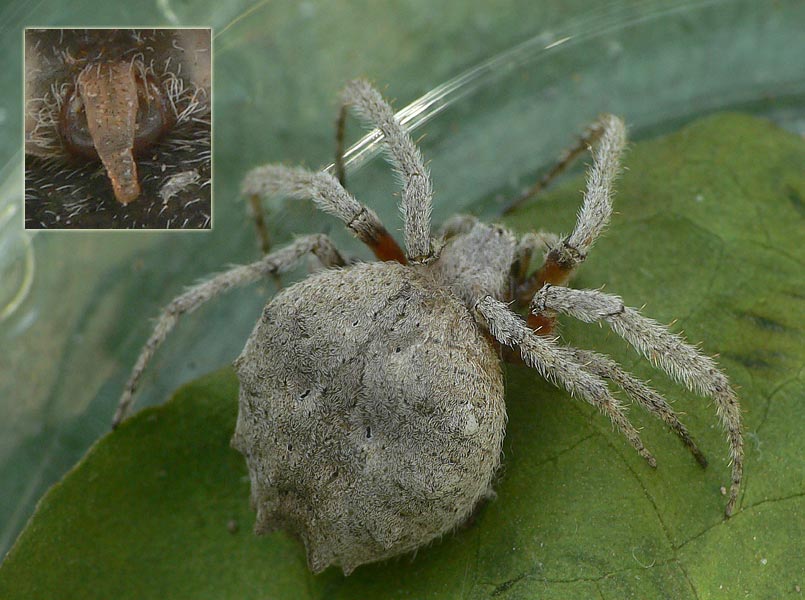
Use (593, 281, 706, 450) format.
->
(67, 60, 171, 203)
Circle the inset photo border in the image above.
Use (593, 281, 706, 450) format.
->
(24, 28, 212, 229)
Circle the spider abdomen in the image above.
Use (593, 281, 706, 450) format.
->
(232, 261, 506, 574)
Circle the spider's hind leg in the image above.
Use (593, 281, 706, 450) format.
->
(112, 234, 345, 429)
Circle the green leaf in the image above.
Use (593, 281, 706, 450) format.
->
(1, 114, 803, 598)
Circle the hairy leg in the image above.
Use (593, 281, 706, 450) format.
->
(246, 100, 349, 257)
(514, 114, 625, 335)
(572, 348, 707, 467)
(242, 164, 406, 264)
(341, 79, 433, 263)
(502, 117, 608, 215)
(112, 234, 345, 428)
(520, 114, 626, 297)
(531, 284, 743, 516)
(475, 295, 656, 467)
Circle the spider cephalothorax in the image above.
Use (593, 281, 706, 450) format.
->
(114, 80, 743, 575)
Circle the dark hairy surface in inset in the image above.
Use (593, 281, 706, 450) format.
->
(24, 29, 211, 229)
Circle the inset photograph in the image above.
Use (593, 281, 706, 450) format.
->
(24, 28, 212, 229)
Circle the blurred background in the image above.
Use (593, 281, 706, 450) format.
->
(1, 0, 803, 559)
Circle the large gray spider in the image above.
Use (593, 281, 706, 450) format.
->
(113, 80, 743, 575)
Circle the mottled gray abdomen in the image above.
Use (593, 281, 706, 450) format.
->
(231, 261, 505, 574)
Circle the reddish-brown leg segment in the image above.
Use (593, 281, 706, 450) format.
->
(248, 192, 406, 264)
(519, 249, 576, 335)
(366, 228, 407, 264)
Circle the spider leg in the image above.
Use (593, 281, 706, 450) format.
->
(245, 100, 350, 256)
(112, 234, 345, 429)
(571, 348, 707, 468)
(531, 284, 743, 516)
(518, 114, 626, 299)
(502, 116, 608, 215)
(242, 164, 406, 264)
(475, 296, 657, 468)
(341, 79, 434, 263)
(334, 102, 348, 188)
(247, 192, 272, 256)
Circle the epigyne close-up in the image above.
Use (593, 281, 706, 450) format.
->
(24, 28, 211, 228)
(0, 1, 803, 599)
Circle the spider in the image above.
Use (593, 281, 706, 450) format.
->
(113, 79, 743, 575)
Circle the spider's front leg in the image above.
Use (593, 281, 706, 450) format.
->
(515, 114, 626, 315)
(112, 234, 346, 428)
(509, 236, 710, 469)
(502, 116, 609, 215)
(531, 284, 743, 517)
